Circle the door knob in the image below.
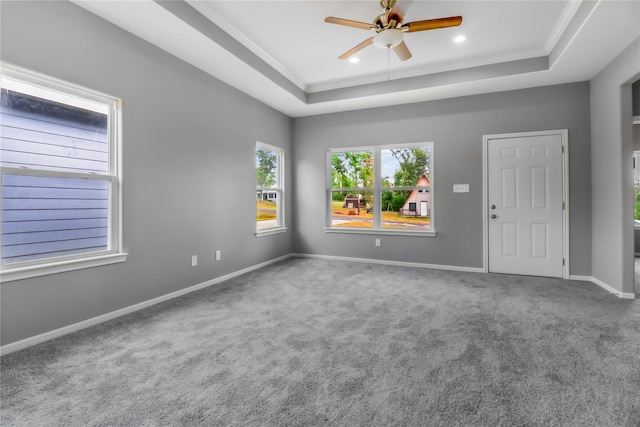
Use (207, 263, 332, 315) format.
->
(491, 205, 496, 209)
(491, 214, 497, 219)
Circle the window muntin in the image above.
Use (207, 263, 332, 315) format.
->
(0, 64, 124, 280)
(328, 143, 433, 233)
(256, 142, 285, 233)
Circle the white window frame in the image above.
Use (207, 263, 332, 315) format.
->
(325, 142, 436, 237)
(0, 63, 127, 282)
(255, 141, 286, 237)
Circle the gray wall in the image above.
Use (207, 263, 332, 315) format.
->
(292, 83, 592, 274)
(0, 1, 293, 345)
(590, 38, 640, 295)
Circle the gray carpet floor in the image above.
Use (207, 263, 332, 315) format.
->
(1, 257, 639, 426)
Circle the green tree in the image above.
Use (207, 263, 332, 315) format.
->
(344, 152, 373, 188)
(331, 153, 352, 189)
(331, 151, 374, 205)
(390, 147, 429, 187)
(345, 151, 373, 205)
(256, 148, 277, 187)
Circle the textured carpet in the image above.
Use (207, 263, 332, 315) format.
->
(2, 258, 640, 426)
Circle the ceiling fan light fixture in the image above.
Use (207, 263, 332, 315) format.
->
(373, 29, 403, 49)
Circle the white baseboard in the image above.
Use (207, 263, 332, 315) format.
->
(569, 275, 636, 299)
(292, 255, 635, 299)
(291, 253, 485, 273)
(0, 254, 292, 356)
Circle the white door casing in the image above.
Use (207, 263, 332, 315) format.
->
(484, 130, 567, 278)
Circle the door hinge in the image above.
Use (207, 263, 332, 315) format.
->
(562, 201, 565, 210)
(562, 259, 565, 266)
(561, 145, 565, 154)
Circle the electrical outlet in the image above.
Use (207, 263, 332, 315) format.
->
(375, 238, 381, 247)
(191, 255, 198, 267)
(453, 184, 469, 193)
(215, 250, 221, 261)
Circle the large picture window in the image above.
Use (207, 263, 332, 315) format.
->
(327, 143, 434, 235)
(256, 142, 285, 235)
(0, 64, 126, 281)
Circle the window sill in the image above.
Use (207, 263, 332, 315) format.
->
(324, 228, 436, 237)
(255, 227, 288, 237)
(0, 252, 128, 283)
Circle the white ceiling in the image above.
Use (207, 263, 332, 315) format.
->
(73, 0, 639, 117)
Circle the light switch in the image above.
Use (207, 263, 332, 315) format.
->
(453, 184, 469, 193)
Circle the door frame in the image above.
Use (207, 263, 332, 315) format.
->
(482, 129, 570, 279)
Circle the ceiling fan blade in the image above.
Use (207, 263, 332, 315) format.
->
(403, 16, 463, 32)
(339, 37, 374, 60)
(393, 40, 412, 61)
(325, 17, 376, 31)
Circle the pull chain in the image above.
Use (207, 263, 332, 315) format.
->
(387, 47, 390, 81)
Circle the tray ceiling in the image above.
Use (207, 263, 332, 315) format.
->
(73, 0, 640, 117)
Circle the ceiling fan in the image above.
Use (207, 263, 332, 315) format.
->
(325, 0, 462, 61)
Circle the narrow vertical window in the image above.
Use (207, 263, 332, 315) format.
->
(0, 64, 126, 281)
(256, 142, 285, 235)
(634, 150, 640, 227)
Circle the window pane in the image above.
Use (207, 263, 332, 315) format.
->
(331, 190, 373, 228)
(331, 150, 374, 189)
(635, 152, 640, 225)
(256, 189, 279, 229)
(256, 146, 278, 188)
(0, 89, 108, 174)
(380, 146, 431, 230)
(380, 189, 431, 230)
(381, 146, 430, 187)
(2, 174, 109, 264)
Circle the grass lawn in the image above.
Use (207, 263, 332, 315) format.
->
(331, 200, 430, 226)
(257, 199, 276, 221)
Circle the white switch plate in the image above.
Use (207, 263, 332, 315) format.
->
(453, 184, 469, 193)
(375, 238, 381, 247)
(191, 255, 198, 267)
(215, 250, 221, 261)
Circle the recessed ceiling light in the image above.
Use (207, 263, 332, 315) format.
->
(349, 57, 360, 64)
(454, 35, 467, 44)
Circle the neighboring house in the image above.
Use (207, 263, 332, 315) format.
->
(343, 194, 364, 209)
(400, 174, 431, 217)
(257, 190, 277, 201)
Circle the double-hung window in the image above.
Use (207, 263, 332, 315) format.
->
(0, 64, 126, 281)
(634, 150, 640, 228)
(327, 142, 435, 235)
(256, 142, 285, 235)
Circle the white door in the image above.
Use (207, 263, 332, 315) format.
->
(487, 133, 564, 278)
(420, 201, 427, 217)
